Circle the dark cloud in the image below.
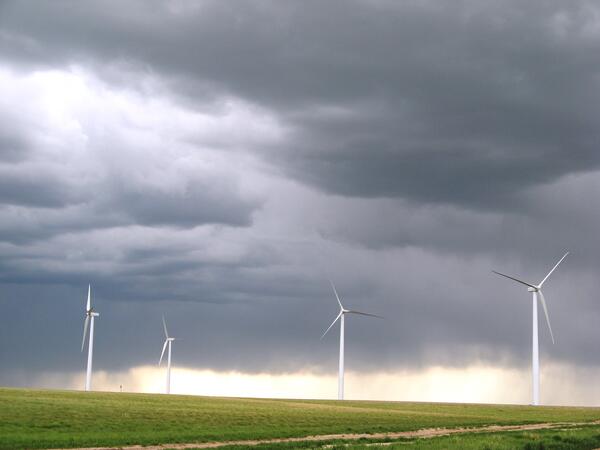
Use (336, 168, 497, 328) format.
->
(107, 177, 259, 228)
(0, 0, 600, 393)
(0, 70, 264, 242)
(0, 128, 30, 162)
(0, 170, 75, 207)
(2, 1, 600, 210)
(1, 244, 596, 378)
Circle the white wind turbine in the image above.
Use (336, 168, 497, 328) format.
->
(159, 316, 177, 394)
(321, 280, 383, 400)
(81, 284, 99, 392)
(493, 252, 568, 406)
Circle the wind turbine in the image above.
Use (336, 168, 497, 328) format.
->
(159, 315, 177, 394)
(493, 252, 568, 406)
(321, 280, 383, 400)
(81, 284, 99, 392)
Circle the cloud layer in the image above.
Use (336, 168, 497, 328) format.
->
(1, 1, 600, 401)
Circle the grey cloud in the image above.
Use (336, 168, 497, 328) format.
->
(0, 170, 75, 207)
(2, 1, 600, 210)
(0, 204, 124, 244)
(1, 239, 596, 376)
(0, 80, 264, 244)
(107, 177, 259, 228)
(0, 174, 260, 243)
(305, 170, 600, 273)
(0, 128, 30, 162)
(1, 0, 600, 392)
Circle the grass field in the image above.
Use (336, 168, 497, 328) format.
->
(1, 387, 600, 449)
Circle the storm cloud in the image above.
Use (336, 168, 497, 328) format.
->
(1, 0, 599, 400)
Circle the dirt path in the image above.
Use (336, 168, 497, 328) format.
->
(56, 420, 600, 450)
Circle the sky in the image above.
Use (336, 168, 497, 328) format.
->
(1, 0, 600, 405)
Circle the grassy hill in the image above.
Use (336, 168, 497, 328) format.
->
(1, 387, 600, 449)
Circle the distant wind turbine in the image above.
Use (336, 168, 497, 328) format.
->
(159, 316, 177, 394)
(321, 280, 383, 400)
(493, 252, 568, 406)
(81, 284, 99, 392)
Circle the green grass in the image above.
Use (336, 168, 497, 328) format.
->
(213, 425, 600, 449)
(398, 426, 600, 450)
(0, 387, 599, 449)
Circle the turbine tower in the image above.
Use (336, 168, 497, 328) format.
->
(321, 280, 383, 400)
(493, 252, 568, 406)
(81, 284, 99, 392)
(159, 316, 177, 394)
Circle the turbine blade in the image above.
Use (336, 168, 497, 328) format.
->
(162, 315, 169, 339)
(539, 252, 569, 288)
(81, 315, 89, 352)
(86, 285, 91, 312)
(538, 290, 555, 344)
(346, 310, 384, 319)
(329, 280, 344, 310)
(492, 271, 537, 289)
(321, 311, 342, 340)
(159, 340, 168, 365)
